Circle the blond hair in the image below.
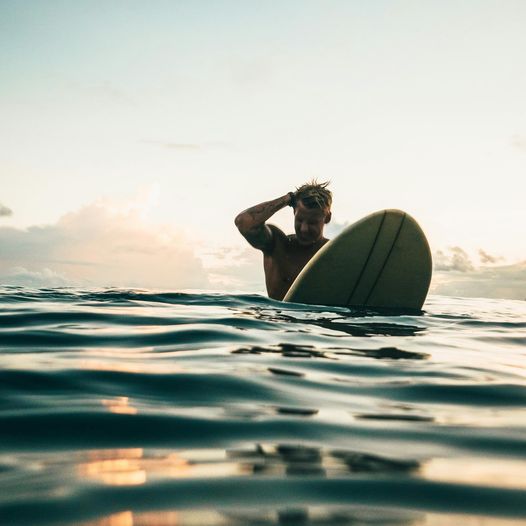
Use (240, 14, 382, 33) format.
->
(295, 179, 332, 210)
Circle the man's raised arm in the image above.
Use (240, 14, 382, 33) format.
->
(234, 193, 293, 252)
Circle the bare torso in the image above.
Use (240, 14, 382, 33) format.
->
(263, 225, 329, 300)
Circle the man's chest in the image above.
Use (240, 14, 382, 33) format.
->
(265, 248, 315, 280)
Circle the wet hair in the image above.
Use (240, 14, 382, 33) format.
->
(294, 179, 332, 210)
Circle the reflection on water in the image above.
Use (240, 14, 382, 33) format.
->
(80, 511, 133, 526)
(75, 444, 425, 525)
(101, 397, 138, 415)
(80, 508, 526, 526)
(233, 343, 429, 361)
(241, 306, 427, 338)
(355, 413, 434, 422)
(78, 449, 147, 486)
(75, 444, 422, 486)
(232, 343, 333, 360)
(72, 444, 525, 525)
(335, 346, 429, 360)
(422, 457, 526, 490)
(77, 448, 255, 486)
(275, 407, 318, 416)
(227, 443, 421, 477)
(80, 508, 422, 526)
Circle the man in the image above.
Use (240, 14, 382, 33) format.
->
(235, 180, 332, 300)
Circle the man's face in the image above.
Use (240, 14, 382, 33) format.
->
(293, 200, 331, 246)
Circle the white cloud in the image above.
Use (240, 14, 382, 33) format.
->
(478, 249, 504, 265)
(3, 267, 72, 287)
(430, 247, 526, 299)
(325, 218, 350, 238)
(434, 247, 474, 272)
(197, 244, 264, 292)
(0, 199, 209, 290)
(431, 261, 526, 300)
(0, 203, 13, 217)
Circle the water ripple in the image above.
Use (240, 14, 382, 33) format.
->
(1, 287, 526, 524)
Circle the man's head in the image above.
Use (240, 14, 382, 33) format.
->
(292, 180, 332, 246)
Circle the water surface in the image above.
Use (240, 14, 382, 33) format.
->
(1, 287, 525, 525)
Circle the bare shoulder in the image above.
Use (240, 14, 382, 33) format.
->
(267, 224, 288, 241)
(239, 223, 285, 254)
(262, 224, 290, 254)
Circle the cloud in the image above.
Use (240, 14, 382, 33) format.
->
(197, 244, 264, 292)
(478, 249, 504, 265)
(430, 247, 526, 299)
(3, 267, 72, 288)
(325, 219, 350, 238)
(434, 247, 474, 272)
(431, 260, 526, 301)
(0, 199, 209, 290)
(0, 203, 13, 217)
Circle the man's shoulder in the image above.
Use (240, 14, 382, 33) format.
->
(262, 224, 290, 255)
(268, 226, 300, 247)
(266, 224, 288, 240)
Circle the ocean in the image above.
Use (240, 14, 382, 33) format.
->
(0, 286, 525, 525)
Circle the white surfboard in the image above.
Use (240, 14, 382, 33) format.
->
(283, 209, 432, 311)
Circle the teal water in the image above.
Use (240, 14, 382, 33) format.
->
(1, 287, 525, 525)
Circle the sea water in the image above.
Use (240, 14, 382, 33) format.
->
(0, 286, 525, 525)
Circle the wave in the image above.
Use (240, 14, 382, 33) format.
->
(1, 287, 526, 524)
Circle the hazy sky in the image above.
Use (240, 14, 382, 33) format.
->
(1, 1, 525, 298)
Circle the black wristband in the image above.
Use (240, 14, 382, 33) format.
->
(288, 192, 296, 208)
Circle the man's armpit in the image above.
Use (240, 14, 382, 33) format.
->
(243, 224, 274, 252)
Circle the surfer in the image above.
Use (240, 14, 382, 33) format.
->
(235, 180, 332, 300)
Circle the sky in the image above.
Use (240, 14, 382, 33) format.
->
(1, 0, 525, 299)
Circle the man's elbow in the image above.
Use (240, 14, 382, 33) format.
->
(234, 213, 248, 233)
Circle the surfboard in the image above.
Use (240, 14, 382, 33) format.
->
(283, 209, 432, 311)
